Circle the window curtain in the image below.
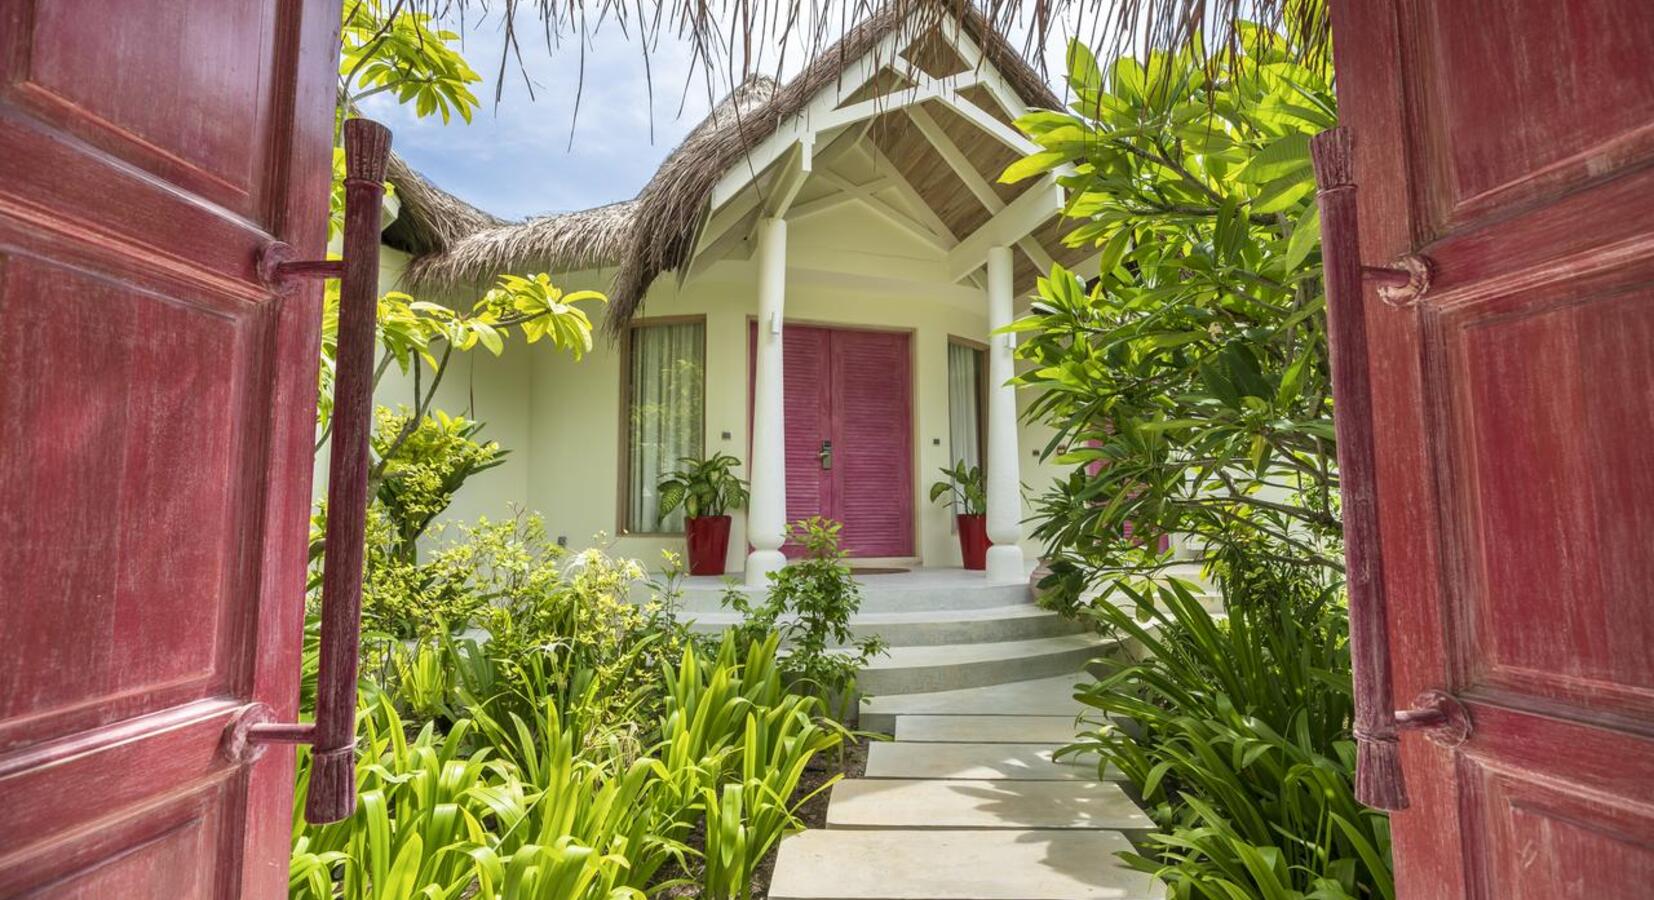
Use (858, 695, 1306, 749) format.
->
(946, 343, 984, 521)
(627, 322, 705, 533)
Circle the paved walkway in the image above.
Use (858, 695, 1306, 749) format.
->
(768, 676, 1162, 900)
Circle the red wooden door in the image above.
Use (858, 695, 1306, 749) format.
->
(752, 323, 914, 557)
(1329, 3, 1654, 896)
(0, 1, 338, 896)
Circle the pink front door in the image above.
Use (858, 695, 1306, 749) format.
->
(752, 323, 914, 557)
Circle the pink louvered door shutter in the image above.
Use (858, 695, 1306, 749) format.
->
(780, 325, 832, 556)
(829, 329, 913, 557)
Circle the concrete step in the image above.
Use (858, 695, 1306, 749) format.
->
(856, 635, 1114, 697)
(865, 741, 1112, 781)
(672, 568, 1032, 614)
(861, 673, 1093, 733)
(682, 604, 1086, 646)
(767, 828, 1158, 900)
(894, 714, 1078, 744)
(826, 778, 1152, 831)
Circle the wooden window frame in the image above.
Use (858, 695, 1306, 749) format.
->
(616, 314, 708, 537)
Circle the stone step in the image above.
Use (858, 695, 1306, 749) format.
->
(767, 828, 1158, 900)
(894, 714, 1078, 744)
(861, 673, 1094, 733)
(865, 741, 1112, 781)
(856, 635, 1114, 697)
(682, 604, 1085, 646)
(671, 569, 1032, 614)
(826, 777, 1151, 831)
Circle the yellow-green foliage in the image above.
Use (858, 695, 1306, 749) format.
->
(292, 634, 845, 900)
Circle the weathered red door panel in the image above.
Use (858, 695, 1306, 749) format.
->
(1328, 1, 1654, 895)
(0, 0, 339, 895)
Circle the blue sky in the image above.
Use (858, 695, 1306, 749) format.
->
(360, 10, 1086, 221)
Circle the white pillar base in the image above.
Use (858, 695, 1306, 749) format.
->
(985, 544, 1026, 584)
(745, 549, 786, 587)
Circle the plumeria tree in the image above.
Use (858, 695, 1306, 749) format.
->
(315, 2, 603, 468)
(1003, 28, 1343, 597)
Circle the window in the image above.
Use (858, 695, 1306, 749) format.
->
(946, 339, 986, 519)
(622, 318, 705, 533)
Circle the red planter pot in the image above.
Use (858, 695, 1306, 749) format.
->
(956, 513, 988, 571)
(685, 515, 732, 576)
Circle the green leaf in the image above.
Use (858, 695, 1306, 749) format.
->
(1284, 202, 1321, 272)
(1000, 150, 1069, 184)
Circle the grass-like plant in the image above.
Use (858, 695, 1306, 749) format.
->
(1065, 573, 1390, 899)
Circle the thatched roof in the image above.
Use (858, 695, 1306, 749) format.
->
(383, 154, 505, 257)
(394, 75, 781, 290)
(393, 4, 1066, 332)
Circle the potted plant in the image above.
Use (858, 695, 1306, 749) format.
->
(929, 460, 988, 570)
(657, 452, 750, 576)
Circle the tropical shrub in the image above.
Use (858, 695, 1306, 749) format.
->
(723, 517, 886, 717)
(291, 633, 847, 900)
(1007, 25, 1389, 899)
(1067, 562, 1388, 899)
(370, 407, 506, 561)
(1005, 27, 1341, 589)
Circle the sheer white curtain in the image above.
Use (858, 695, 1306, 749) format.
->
(627, 321, 705, 533)
(947, 342, 984, 520)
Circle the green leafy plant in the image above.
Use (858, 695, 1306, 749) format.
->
(1006, 23, 1387, 899)
(1007, 27, 1341, 593)
(292, 631, 846, 900)
(656, 453, 750, 521)
(701, 708, 844, 900)
(723, 518, 886, 718)
(927, 459, 986, 515)
(369, 407, 506, 561)
(1065, 563, 1387, 899)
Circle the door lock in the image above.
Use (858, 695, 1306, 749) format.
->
(819, 440, 833, 470)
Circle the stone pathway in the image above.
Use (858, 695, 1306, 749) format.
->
(671, 566, 1194, 898)
(768, 677, 1162, 900)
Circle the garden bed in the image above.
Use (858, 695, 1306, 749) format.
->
(656, 737, 870, 899)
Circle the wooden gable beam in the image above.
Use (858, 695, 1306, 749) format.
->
(815, 169, 952, 251)
(946, 177, 1064, 282)
(762, 138, 813, 218)
(861, 138, 959, 247)
(708, 28, 905, 211)
(907, 106, 1056, 276)
(906, 105, 1001, 211)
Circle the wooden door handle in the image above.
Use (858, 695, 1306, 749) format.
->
(1310, 127, 1438, 812)
(1395, 689, 1472, 747)
(236, 118, 391, 826)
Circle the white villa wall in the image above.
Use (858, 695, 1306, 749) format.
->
(338, 199, 1064, 571)
(521, 201, 1063, 572)
(314, 247, 535, 539)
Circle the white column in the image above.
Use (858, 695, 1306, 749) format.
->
(746, 217, 788, 585)
(984, 245, 1025, 583)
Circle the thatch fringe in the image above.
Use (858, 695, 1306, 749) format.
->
(383, 154, 505, 257)
(397, 2, 1066, 334)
